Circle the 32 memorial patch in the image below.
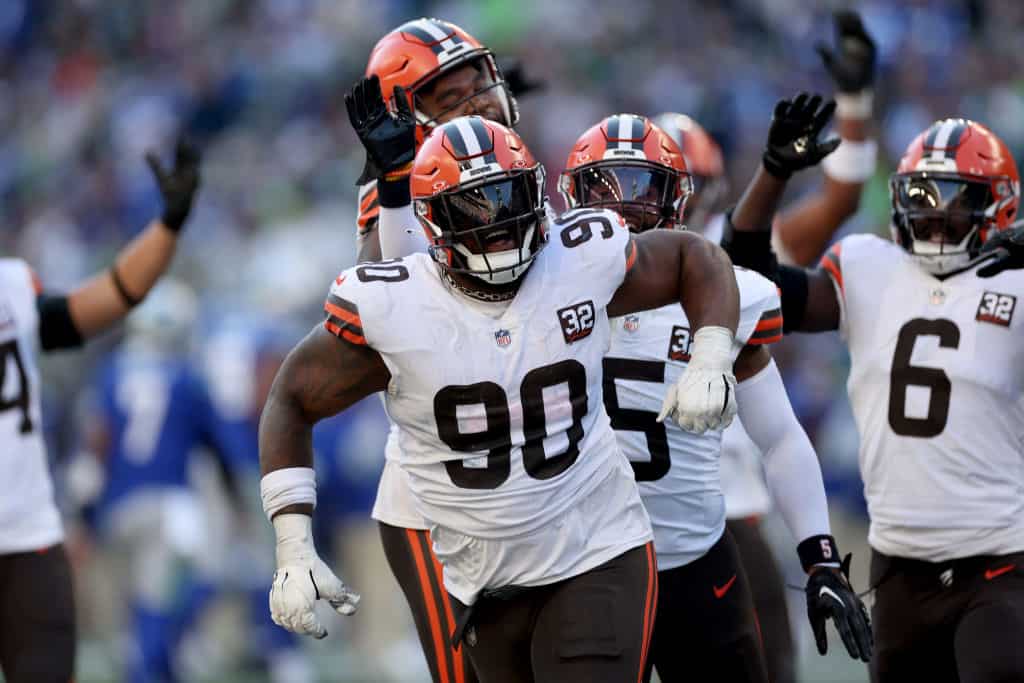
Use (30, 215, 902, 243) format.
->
(558, 300, 596, 344)
(976, 291, 1016, 327)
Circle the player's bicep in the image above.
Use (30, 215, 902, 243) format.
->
(804, 267, 842, 332)
(269, 325, 389, 425)
(608, 232, 683, 317)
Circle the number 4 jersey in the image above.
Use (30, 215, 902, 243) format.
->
(324, 208, 652, 604)
(606, 267, 782, 570)
(821, 233, 1024, 561)
(0, 259, 63, 553)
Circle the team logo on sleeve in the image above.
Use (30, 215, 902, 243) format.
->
(976, 291, 1017, 327)
(623, 315, 640, 332)
(667, 325, 692, 362)
(495, 329, 512, 347)
(557, 301, 596, 343)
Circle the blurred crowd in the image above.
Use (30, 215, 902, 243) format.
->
(4, 0, 1023, 680)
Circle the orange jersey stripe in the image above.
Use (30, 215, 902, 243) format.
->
(754, 315, 783, 331)
(819, 243, 843, 294)
(638, 542, 657, 683)
(324, 319, 367, 345)
(406, 529, 451, 683)
(748, 331, 783, 345)
(427, 533, 466, 683)
(625, 239, 638, 272)
(324, 301, 362, 328)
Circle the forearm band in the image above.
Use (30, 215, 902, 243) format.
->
(261, 467, 317, 521)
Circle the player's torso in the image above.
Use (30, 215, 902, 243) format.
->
(840, 235, 1024, 556)
(0, 259, 62, 552)
(606, 266, 779, 569)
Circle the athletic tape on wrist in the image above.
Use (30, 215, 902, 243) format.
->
(261, 467, 316, 521)
(823, 139, 878, 183)
(798, 534, 841, 572)
(689, 326, 734, 371)
(835, 90, 874, 120)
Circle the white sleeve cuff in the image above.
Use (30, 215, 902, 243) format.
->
(823, 138, 878, 184)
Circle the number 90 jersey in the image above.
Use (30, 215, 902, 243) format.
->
(822, 234, 1024, 561)
(606, 266, 782, 571)
(325, 208, 653, 604)
(0, 259, 63, 553)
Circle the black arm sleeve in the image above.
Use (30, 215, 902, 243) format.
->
(720, 212, 809, 333)
(36, 295, 84, 351)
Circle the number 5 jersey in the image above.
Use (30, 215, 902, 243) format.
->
(0, 259, 63, 553)
(324, 208, 652, 604)
(820, 233, 1024, 561)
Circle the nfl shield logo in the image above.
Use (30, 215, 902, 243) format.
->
(623, 315, 640, 332)
(495, 329, 512, 347)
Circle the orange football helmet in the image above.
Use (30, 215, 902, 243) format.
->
(365, 18, 518, 137)
(652, 113, 727, 225)
(891, 118, 1020, 274)
(412, 116, 547, 288)
(560, 114, 692, 232)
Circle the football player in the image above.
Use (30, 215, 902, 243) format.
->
(725, 97, 1024, 682)
(344, 18, 523, 683)
(259, 115, 744, 682)
(0, 140, 199, 682)
(561, 113, 871, 681)
(74, 280, 225, 683)
(649, 13, 878, 680)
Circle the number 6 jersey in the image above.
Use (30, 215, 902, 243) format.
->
(0, 259, 63, 553)
(821, 233, 1024, 561)
(324, 208, 652, 604)
(606, 266, 782, 570)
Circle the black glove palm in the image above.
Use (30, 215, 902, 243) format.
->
(806, 554, 873, 662)
(345, 75, 417, 182)
(763, 92, 841, 179)
(815, 10, 877, 94)
(977, 221, 1024, 277)
(146, 139, 200, 233)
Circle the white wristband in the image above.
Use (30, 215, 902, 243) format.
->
(834, 90, 873, 120)
(261, 467, 317, 521)
(688, 325, 734, 371)
(822, 139, 878, 184)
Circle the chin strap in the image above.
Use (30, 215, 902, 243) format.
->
(441, 269, 518, 302)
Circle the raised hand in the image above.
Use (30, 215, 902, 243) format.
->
(762, 92, 840, 179)
(345, 75, 417, 181)
(816, 11, 877, 94)
(146, 139, 200, 233)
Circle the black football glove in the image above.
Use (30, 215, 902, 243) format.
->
(977, 220, 1024, 277)
(815, 10, 877, 94)
(498, 58, 546, 98)
(345, 75, 417, 183)
(146, 139, 200, 233)
(762, 92, 841, 179)
(805, 554, 873, 662)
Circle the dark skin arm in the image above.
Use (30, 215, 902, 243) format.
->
(733, 343, 771, 381)
(608, 230, 740, 334)
(773, 116, 870, 266)
(356, 222, 383, 263)
(258, 326, 390, 517)
(731, 167, 841, 332)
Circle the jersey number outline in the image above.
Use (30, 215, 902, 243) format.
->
(355, 260, 409, 283)
(602, 357, 670, 481)
(0, 340, 33, 434)
(434, 360, 588, 489)
(888, 318, 960, 438)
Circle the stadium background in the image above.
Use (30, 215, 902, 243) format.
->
(2, 0, 1022, 681)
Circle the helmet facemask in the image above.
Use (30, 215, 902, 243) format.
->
(890, 172, 996, 275)
(418, 166, 548, 289)
(560, 161, 691, 233)
(404, 53, 519, 133)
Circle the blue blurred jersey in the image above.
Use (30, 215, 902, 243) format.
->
(93, 349, 220, 518)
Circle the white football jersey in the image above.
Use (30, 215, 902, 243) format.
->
(0, 259, 63, 553)
(823, 233, 1024, 560)
(326, 208, 652, 604)
(607, 266, 782, 570)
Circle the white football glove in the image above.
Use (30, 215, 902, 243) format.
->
(269, 513, 360, 639)
(657, 325, 738, 434)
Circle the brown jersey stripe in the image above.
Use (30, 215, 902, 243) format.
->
(747, 330, 783, 345)
(324, 318, 367, 345)
(755, 308, 782, 331)
(326, 293, 360, 316)
(324, 300, 363, 330)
